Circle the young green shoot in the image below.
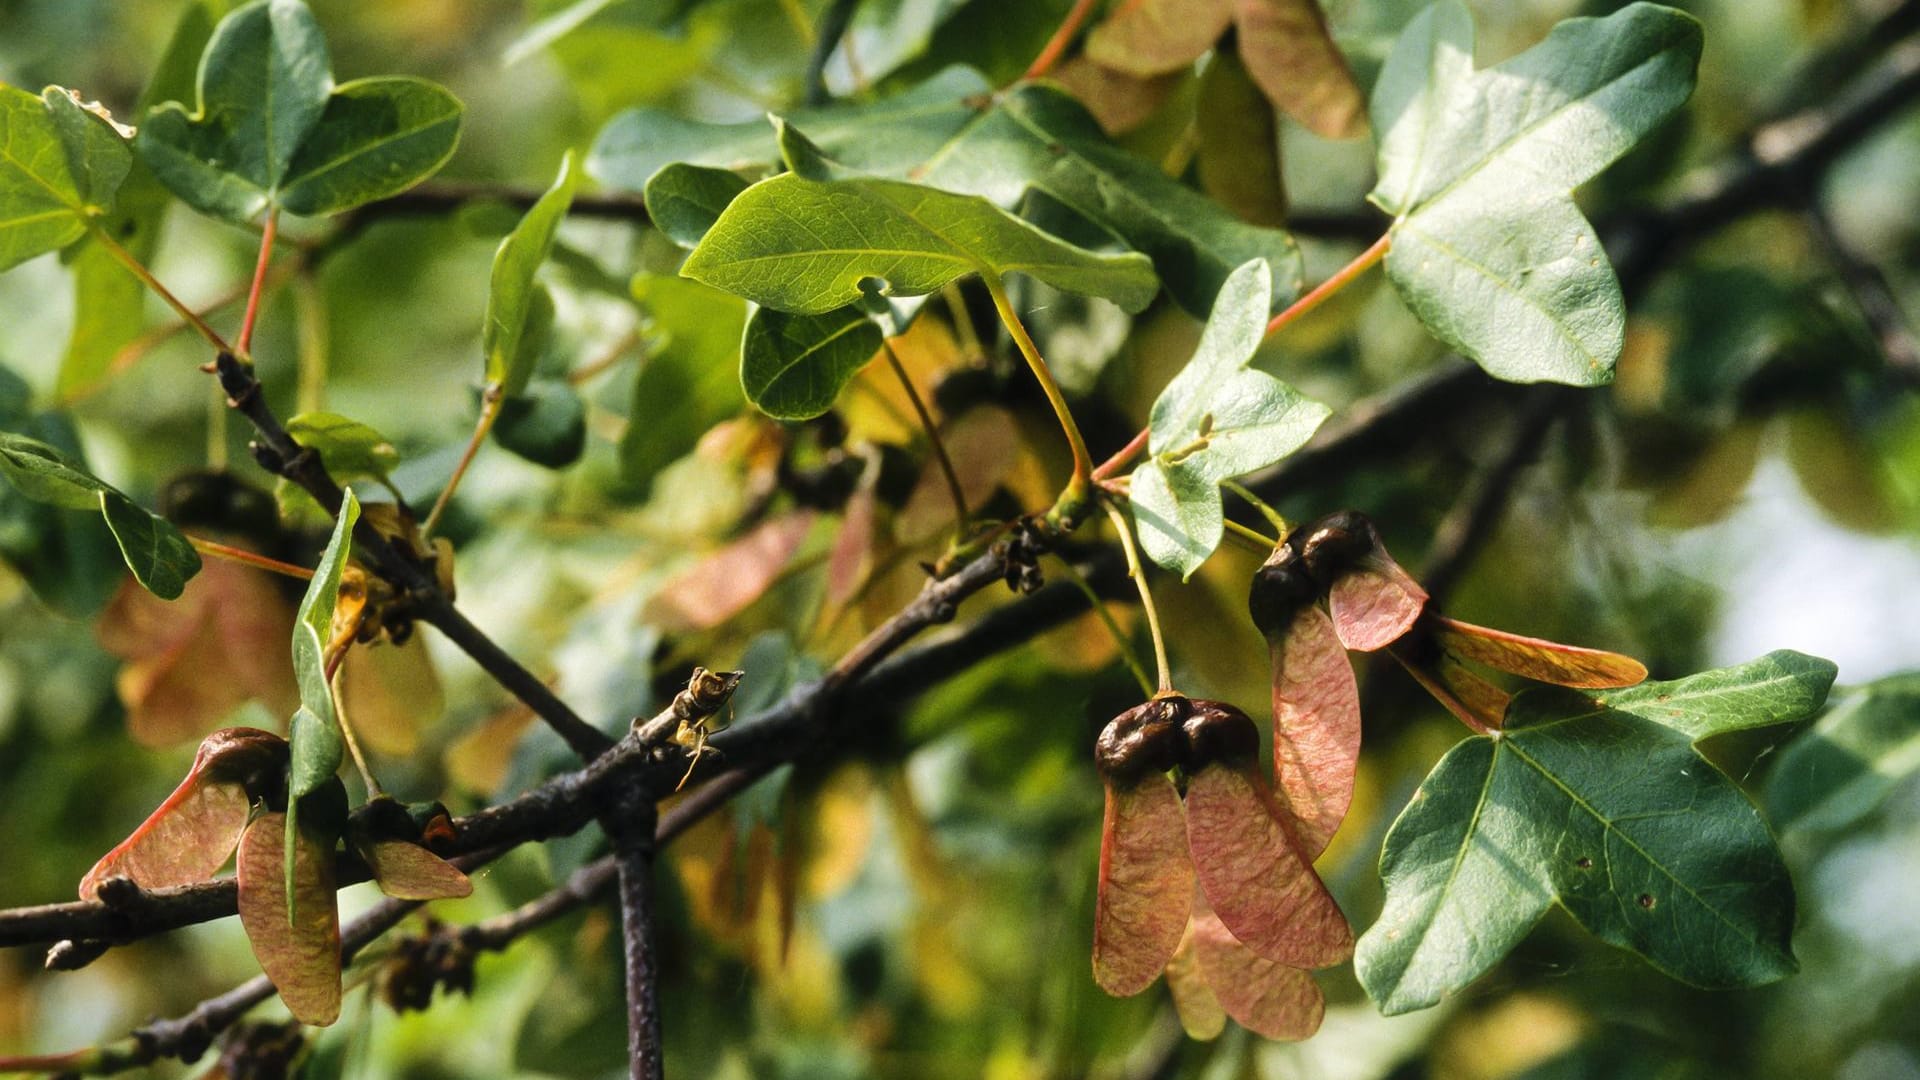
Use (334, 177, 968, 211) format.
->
(985, 278, 1095, 516)
(1223, 479, 1290, 537)
(1103, 499, 1172, 696)
(1052, 553, 1156, 698)
(422, 383, 505, 540)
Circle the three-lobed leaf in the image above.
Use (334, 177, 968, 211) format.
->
(1129, 260, 1329, 578)
(1355, 652, 1836, 1014)
(484, 152, 577, 396)
(0, 85, 132, 273)
(683, 172, 1159, 315)
(135, 0, 460, 223)
(1369, 2, 1702, 385)
(0, 431, 200, 599)
(590, 70, 1302, 317)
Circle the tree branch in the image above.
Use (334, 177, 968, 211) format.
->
(210, 351, 613, 760)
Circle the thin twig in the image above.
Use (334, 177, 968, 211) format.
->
(883, 339, 968, 524)
(1802, 200, 1920, 384)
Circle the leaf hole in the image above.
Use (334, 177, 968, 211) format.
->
(1637, 893, 1656, 910)
(1574, 856, 1593, 869)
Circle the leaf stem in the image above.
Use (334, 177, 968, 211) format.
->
(422, 384, 504, 540)
(187, 535, 315, 580)
(1022, 0, 1101, 82)
(1102, 499, 1172, 695)
(568, 326, 643, 386)
(89, 225, 233, 354)
(331, 664, 383, 798)
(1265, 232, 1390, 339)
(985, 277, 1093, 502)
(1091, 233, 1395, 481)
(1092, 425, 1150, 481)
(1222, 479, 1289, 536)
(237, 210, 278, 357)
(1052, 554, 1154, 697)
(1221, 518, 1278, 553)
(882, 339, 968, 524)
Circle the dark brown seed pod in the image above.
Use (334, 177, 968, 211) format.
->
(198, 727, 293, 804)
(1095, 697, 1189, 786)
(1180, 699, 1260, 771)
(1248, 538, 1318, 638)
(1295, 510, 1383, 587)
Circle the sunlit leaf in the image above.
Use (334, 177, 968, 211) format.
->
(1356, 685, 1799, 1015)
(592, 70, 1301, 316)
(59, 0, 236, 395)
(588, 66, 988, 188)
(0, 431, 200, 598)
(485, 153, 577, 395)
(683, 173, 1159, 315)
(237, 808, 342, 1026)
(135, 0, 458, 223)
(1601, 649, 1836, 741)
(1370, 2, 1702, 385)
(1189, 886, 1326, 1040)
(0, 85, 132, 273)
(741, 306, 884, 421)
(79, 727, 287, 897)
(1092, 777, 1193, 996)
(1428, 614, 1648, 689)
(1268, 606, 1359, 859)
(1130, 260, 1329, 578)
(1184, 762, 1352, 969)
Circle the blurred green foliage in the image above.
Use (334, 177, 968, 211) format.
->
(0, 0, 1918, 1078)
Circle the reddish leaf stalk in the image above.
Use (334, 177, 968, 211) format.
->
(237, 210, 278, 358)
(1265, 232, 1390, 338)
(1094, 233, 1393, 481)
(88, 226, 234, 355)
(1023, 0, 1103, 82)
(185, 536, 315, 581)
